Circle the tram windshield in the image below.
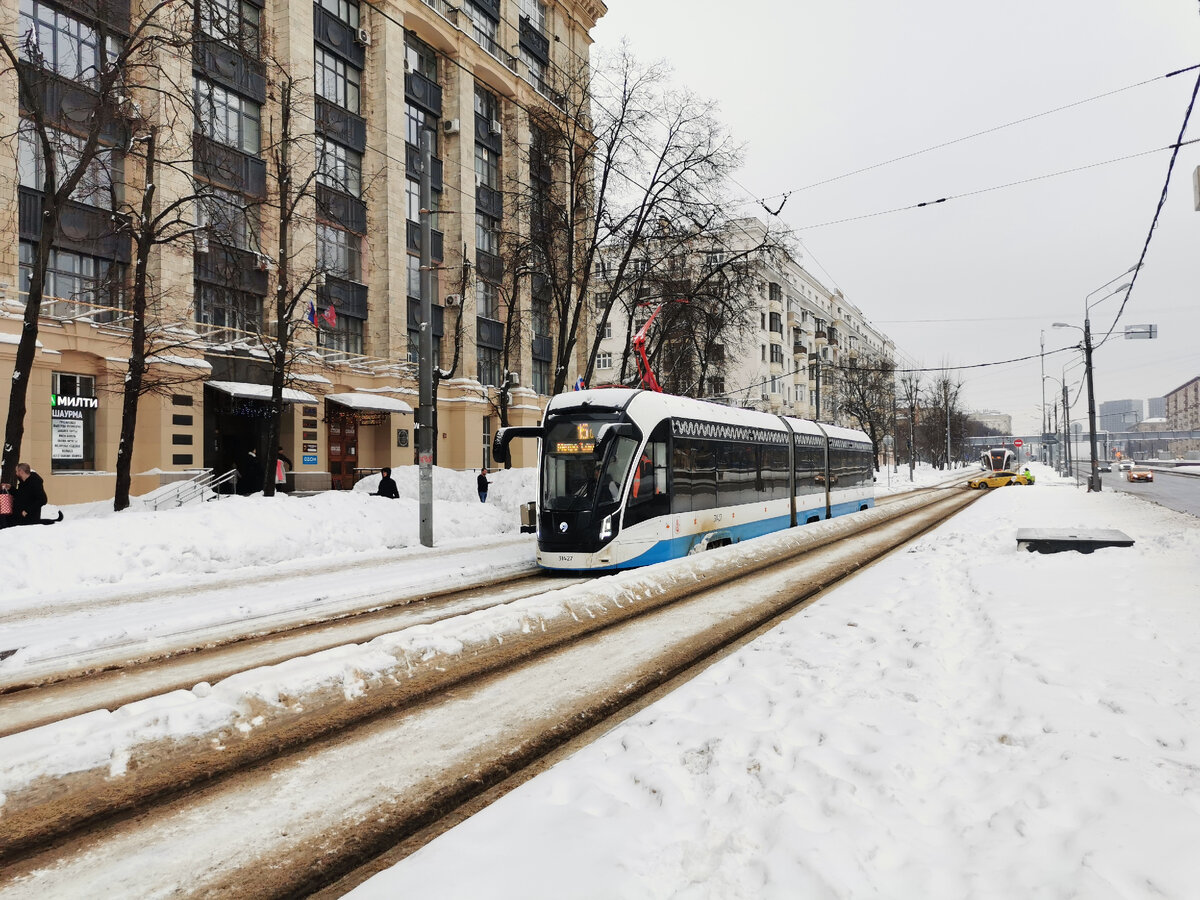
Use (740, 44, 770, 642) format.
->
(542, 420, 639, 511)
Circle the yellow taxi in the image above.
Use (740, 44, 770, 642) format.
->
(1127, 466, 1154, 483)
(967, 470, 1034, 490)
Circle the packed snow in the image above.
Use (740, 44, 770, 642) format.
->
(3, 462, 1198, 898)
(343, 464, 1200, 899)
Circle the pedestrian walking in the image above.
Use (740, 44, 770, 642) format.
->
(238, 450, 264, 495)
(275, 447, 293, 492)
(477, 468, 490, 503)
(373, 467, 399, 499)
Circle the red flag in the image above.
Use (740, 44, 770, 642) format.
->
(322, 305, 337, 328)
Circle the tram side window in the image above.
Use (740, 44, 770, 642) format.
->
(764, 444, 789, 500)
(794, 442, 824, 495)
(626, 422, 671, 527)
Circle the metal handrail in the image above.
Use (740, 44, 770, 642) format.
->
(150, 468, 240, 510)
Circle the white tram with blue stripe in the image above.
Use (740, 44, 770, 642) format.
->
(494, 388, 875, 572)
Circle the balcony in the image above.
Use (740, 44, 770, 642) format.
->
(793, 342, 807, 356)
(406, 221, 444, 262)
(316, 183, 367, 235)
(474, 112, 502, 153)
(194, 133, 267, 198)
(405, 70, 443, 117)
(319, 275, 368, 319)
(419, 0, 459, 24)
(404, 143, 443, 193)
(476, 184, 503, 219)
(17, 64, 126, 146)
(194, 242, 269, 296)
(477, 315, 505, 351)
(315, 96, 366, 152)
(407, 297, 444, 337)
(19, 188, 131, 264)
(532, 335, 553, 362)
(193, 38, 267, 103)
(312, 4, 365, 68)
(518, 16, 550, 65)
(75, 0, 131, 33)
(476, 250, 503, 282)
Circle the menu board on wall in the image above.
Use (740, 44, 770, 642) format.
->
(52, 415, 85, 459)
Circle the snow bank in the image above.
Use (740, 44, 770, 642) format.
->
(0, 466, 537, 600)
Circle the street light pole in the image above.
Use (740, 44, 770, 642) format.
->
(1083, 314, 1101, 492)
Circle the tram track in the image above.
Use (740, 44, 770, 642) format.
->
(0, 484, 981, 895)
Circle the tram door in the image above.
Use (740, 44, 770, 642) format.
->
(328, 417, 358, 490)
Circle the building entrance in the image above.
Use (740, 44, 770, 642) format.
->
(328, 416, 358, 490)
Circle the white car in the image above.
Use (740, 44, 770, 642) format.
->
(1119, 461, 1133, 471)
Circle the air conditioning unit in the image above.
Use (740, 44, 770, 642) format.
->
(490, 119, 503, 137)
(194, 234, 209, 254)
(356, 27, 371, 46)
(443, 118, 461, 135)
(506, 371, 520, 387)
(445, 294, 462, 307)
(254, 252, 275, 271)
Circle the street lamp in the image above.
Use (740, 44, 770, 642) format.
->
(1052, 268, 1137, 492)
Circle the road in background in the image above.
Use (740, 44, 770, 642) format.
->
(1099, 469, 1200, 517)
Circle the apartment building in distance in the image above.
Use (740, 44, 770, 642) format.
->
(1165, 375, 1200, 456)
(589, 218, 896, 426)
(0, 0, 605, 503)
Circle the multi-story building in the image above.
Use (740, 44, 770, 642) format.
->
(0, 0, 606, 502)
(1165, 375, 1200, 456)
(967, 412, 1013, 435)
(590, 217, 896, 426)
(1148, 396, 1165, 419)
(1098, 398, 1144, 433)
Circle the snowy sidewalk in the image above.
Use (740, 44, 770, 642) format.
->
(345, 464, 1200, 900)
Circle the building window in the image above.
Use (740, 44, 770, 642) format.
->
(320, 312, 364, 355)
(532, 296, 551, 338)
(51, 372, 96, 471)
(706, 376, 724, 396)
(19, 123, 120, 210)
(318, 0, 359, 28)
(194, 281, 262, 337)
(406, 177, 439, 228)
(478, 346, 501, 387)
(597, 351, 612, 370)
(466, 4, 498, 56)
(317, 223, 362, 282)
(315, 47, 361, 114)
(407, 327, 441, 368)
(519, 0, 546, 32)
(195, 186, 253, 249)
(20, 241, 124, 318)
(19, 0, 113, 81)
(316, 137, 362, 197)
(194, 77, 261, 154)
(769, 312, 783, 334)
(532, 358, 550, 395)
(474, 83, 501, 123)
(405, 33, 438, 81)
(197, 0, 260, 53)
(520, 47, 547, 95)
(476, 212, 500, 255)
(476, 279, 499, 319)
(761, 344, 766, 362)
(405, 104, 438, 150)
(770, 344, 784, 365)
(602, 320, 612, 340)
(474, 144, 500, 190)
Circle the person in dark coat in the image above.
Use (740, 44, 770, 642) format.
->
(11, 463, 48, 526)
(238, 450, 264, 495)
(373, 467, 399, 499)
(477, 468, 490, 503)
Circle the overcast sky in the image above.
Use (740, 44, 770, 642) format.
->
(591, 2, 1200, 434)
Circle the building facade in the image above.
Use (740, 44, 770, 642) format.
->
(0, 0, 606, 503)
(590, 217, 897, 426)
(1165, 376, 1200, 457)
(1098, 398, 1144, 434)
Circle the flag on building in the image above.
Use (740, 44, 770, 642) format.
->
(306, 301, 317, 326)
(322, 305, 337, 328)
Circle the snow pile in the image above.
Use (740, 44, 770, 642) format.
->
(0, 466, 537, 599)
(347, 468, 1200, 899)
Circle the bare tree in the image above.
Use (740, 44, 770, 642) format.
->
(509, 45, 763, 397)
(836, 353, 898, 471)
(0, 0, 188, 484)
(897, 368, 923, 477)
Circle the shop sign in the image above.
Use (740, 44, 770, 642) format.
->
(302, 406, 318, 417)
(397, 429, 409, 447)
(303, 454, 318, 465)
(303, 443, 317, 453)
(51, 395, 99, 409)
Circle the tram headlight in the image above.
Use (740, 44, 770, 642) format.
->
(599, 514, 613, 540)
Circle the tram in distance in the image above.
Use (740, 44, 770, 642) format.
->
(981, 447, 1017, 473)
(493, 388, 875, 572)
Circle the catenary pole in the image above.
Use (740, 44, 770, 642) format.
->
(418, 128, 435, 547)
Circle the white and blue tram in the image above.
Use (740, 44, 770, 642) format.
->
(494, 389, 875, 572)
